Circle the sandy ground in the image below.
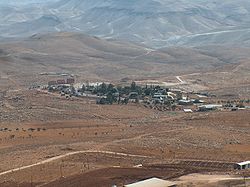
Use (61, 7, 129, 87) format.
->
(0, 89, 249, 186)
(0, 92, 250, 187)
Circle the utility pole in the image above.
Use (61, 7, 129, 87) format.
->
(30, 172, 33, 187)
(86, 157, 90, 170)
(242, 171, 247, 187)
(60, 161, 63, 178)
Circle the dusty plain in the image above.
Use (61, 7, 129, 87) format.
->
(0, 89, 249, 186)
(0, 33, 250, 186)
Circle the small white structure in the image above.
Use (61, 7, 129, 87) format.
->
(183, 109, 193, 113)
(198, 104, 222, 111)
(124, 177, 176, 187)
(133, 164, 143, 168)
(234, 161, 250, 170)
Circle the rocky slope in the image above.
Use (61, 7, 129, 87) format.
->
(1, 0, 250, 47)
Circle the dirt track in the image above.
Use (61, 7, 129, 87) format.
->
(0, 151, 152, 177)
(0, 90, 249, 186)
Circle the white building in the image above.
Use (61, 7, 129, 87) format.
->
(183, 109, 193, 113)
(124, 177, 176, 187)
(234, 161, 250, 170)
(198, 104, 222, 111)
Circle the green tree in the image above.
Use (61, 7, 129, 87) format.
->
(100, 83, 107, 94)
(131, 81, 136, 91)
(144, 87, 152, 96)
(122, 86, 131, 95)
(107, 92, 114, 104)
(107, 83, 115, 92)
(81, 84, 86, 92)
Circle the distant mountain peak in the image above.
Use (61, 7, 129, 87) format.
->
(0, 0, 250, 47)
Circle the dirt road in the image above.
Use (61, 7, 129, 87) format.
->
(176, 76, 186, 84)
(0, 151, 151, 177)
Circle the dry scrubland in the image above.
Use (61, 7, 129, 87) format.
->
(0, 33, 249, 89)
(0, 33, 250, 186)
(0, 90, 249, 186)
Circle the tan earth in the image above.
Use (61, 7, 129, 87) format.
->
(0, 89, 249, 186)
(0, 33, 250, 186)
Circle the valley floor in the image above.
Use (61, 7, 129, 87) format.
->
(0, 90, 249, 186)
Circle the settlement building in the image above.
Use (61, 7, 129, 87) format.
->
(57, 79, 66, 85)
(234, 161, 250, 170)
(124, 177, 176, 187)
(66, 78, 75, 84)
(178, 99, 193, 106)
(183, 109, 193, 113)
(198, 104, 222, 112)
(48, 81, 57, 86)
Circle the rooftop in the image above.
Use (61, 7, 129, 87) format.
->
(124, 177, 176, 187)
(179, 100, 192, 103)
(237, 161, 250, 166)
(199, 104, 222, 109)
(184, 109, 193, 113)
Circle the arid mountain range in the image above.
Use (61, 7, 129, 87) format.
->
(0, 2, 250, 186)
(0, 0, 249, 96)
(1, 0, 250, 47)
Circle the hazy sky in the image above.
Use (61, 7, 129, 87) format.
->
(0, 0, 59, 5)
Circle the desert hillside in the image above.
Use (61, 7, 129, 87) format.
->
(0, 33, 249, 95)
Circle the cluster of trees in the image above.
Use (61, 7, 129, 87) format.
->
(116, 82, 169, 97)
(217, 99, 250, 108)
(91, 82, 169, 105)
(222, 99, 250, 104)
(80, 82, 169, 97)
(80, 83, 117, 95)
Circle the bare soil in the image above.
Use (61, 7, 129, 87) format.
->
(0, 89, 249, 186)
